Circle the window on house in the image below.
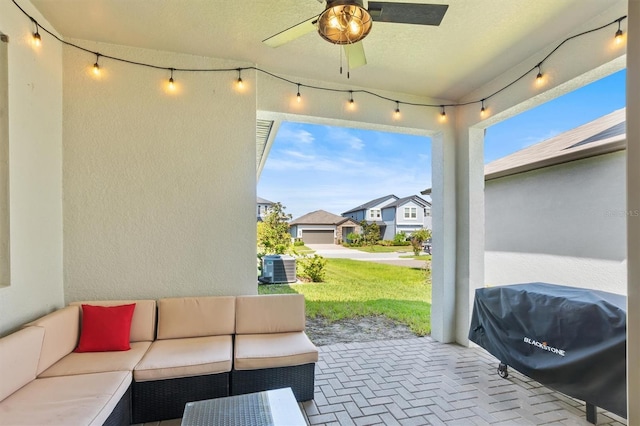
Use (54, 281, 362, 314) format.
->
(370, 209, 380, 219)
(404, 207, 416, 219)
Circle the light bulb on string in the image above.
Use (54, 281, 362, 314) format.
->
(535, 64, 544, 85)
(394, 101, 401, 119)
(236, 69, 244, 90)
(480, 99, 487, 117)
(31, 19, 41, 47)
(168, 68, 175, 91)
(348, 91, 355, 110)
(296, 84, 301, 103)
(92, 53, 101, 76)
(439, 106, 447, 122)
(615, 19, 624, 44)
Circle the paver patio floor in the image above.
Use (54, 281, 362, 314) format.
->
(303, 337, 626, 426)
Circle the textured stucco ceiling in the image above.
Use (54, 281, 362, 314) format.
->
(30, 0, 623, 101)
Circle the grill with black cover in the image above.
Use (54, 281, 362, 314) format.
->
(468, 282, 627, 424)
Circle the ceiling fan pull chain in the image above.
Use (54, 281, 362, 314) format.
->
(339, 47, 343, 75)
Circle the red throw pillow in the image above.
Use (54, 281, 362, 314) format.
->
(75, 303, 136, 352)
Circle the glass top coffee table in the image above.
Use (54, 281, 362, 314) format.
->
(181, 387, 307, 426)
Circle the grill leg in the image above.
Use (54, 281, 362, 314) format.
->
(585, 402, 597, 424)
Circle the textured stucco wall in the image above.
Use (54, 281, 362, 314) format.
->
(0, 2, 64, 335)
(62, 40, 258, 302)
(485, 152, 627, 294)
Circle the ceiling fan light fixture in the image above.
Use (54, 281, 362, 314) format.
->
(318, 0, 372, 45)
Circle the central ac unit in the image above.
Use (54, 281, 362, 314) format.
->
(259, 255, 297, 284)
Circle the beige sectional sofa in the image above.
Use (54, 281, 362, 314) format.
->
(0, 294, 318, 425)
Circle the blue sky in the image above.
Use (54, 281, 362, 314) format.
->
(258, 69, 626, 220)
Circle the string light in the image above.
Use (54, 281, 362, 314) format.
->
(31, 19, 41, 46)
(535, 64, 544, 85)
(10, 0, 626, 121)
(168, 68, 175, 91)
(615, 19, 624, 44)
(236, 69, 244, 89)
(92, 53, 101, 76)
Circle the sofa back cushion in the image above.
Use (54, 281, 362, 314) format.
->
(0, 326, 45, 401)
(70, 299, 156, 342)
(157, 296, 235, 339)
(235, 294, 306, 334)
(26, 306, 80, 375)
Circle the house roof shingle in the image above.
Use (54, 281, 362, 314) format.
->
(257, 197, 274, 204)
(290, 210, 354, 226)
(484, 108, 626, 180)
(342, 194, 398, 215)
(384, 195, 431, 209)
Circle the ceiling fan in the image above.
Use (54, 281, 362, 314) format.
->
(263, 0, 449, 70)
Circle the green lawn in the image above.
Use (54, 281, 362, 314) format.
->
(399, 254, 432, 261)
(258, 258, 431, 335)
(349, 245, 413, 253)
(295, 245, 315, 254)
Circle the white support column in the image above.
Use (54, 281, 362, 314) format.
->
(430, 130, 457, 343)
(626, 0, 640, 423)
(454, 126, 486, 345)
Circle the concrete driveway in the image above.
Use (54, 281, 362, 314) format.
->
(305, 244, 428, 269)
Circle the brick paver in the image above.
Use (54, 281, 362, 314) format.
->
(304, 337, 626, 426)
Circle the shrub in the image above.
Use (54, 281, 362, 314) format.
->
(393, 232, 407, 244)
(297, 254, 327, 282)
(346, 232, 362, 246)
(293, 238, 305, 246)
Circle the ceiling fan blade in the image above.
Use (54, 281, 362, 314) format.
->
(262, 15, 320, 47)
(344, 42, 367, 69)
(367, 2, 448, 26)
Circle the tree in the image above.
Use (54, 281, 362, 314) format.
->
(257, 202, 292, 254)
(410, 228, 432, 255)
(360, 220, 381, 246)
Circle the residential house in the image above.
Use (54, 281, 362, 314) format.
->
(341, 195, 398, 237)
(2, 2, 637, 413)
(257, 197, 274, 221)
(289, 210, 360, 244)
(381, 195, 432, 240)
(343, 195, 431, 240)
(484, 108, 627, 295)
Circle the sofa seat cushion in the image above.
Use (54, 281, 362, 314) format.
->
(234, 332, 319, 370)
(134, 336, 232, 382)
(39, 341, 152, 378)
(0, 371, 130, 426)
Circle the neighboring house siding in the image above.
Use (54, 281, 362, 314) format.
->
(381, 208, 396, 240)
(396, 200, 428, 232)
(257, 203, 272, 219)
(485, 151, 627, 295)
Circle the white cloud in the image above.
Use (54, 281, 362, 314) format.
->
(282, 150, 315, 160)
(276, 127, 314, 144)
(326, 126, 365, 150)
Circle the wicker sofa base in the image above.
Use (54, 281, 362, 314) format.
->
(131, 372, 230, 424)
(231, 363, 316, 402)
(102, 386, 131, 426)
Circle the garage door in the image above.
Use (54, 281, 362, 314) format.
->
(301, 230, 334, 244)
